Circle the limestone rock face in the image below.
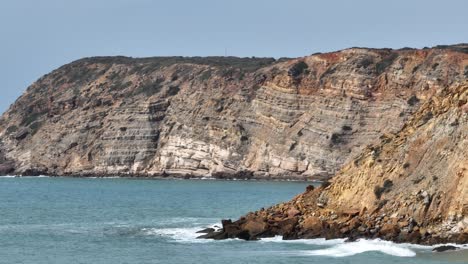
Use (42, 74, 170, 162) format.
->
(0, 45, 467, 179)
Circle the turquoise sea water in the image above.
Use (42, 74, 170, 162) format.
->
(0, 177, 466, 264)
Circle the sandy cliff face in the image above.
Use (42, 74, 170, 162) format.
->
(0, 46, 467, 180)
(199, 81, 468, 244)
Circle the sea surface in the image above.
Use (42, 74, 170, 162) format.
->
(0, 176, 466, 264)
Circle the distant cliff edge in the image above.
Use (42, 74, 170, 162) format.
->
(0, 44, 467, 181)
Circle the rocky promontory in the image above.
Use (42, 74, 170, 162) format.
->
(199, 81, 468, 244)
(0, 45, 467, 180)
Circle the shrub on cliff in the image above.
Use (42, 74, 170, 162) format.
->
(374, 179, 393, 199)
(375, 53, 398, 74)
(407, 95, 420, 106)
(288, 61, 309, 78)
(134, 79, 164, 96)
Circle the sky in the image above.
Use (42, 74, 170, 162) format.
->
(0, 0, 467, 114)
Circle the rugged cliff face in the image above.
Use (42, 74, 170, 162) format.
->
(199, 81, 468, 244)
(0, 45, 467, 180)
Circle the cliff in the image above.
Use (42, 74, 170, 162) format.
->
(199, 81, 468, 244)
(0, 45, 467, 180)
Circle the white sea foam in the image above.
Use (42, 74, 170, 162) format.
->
(141, 224, 468, 256)
(0, 175, 50, 178)
(260, 236, 346, 246)
(299, 239, 417, 257)
(261, 237, 468, 258)
(142, 226, 220, 243)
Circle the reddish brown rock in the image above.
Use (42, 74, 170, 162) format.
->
(379, 223, 401, 239)
(287, 208, 301, 218)
(241, 217, 268, 236)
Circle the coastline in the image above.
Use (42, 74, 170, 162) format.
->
(0, 171, 322, 182)
(198, 184, 468, 246)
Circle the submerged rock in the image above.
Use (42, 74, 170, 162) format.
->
(432, 245, 459, 252)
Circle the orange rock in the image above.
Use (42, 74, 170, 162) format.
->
(302, 216, 323, 234)
(242, 218, 267, 235)
(287, 208, 301, 218)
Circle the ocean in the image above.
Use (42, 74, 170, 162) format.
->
(0, 176, 466, 264)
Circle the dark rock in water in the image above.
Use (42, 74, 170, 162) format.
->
(196, 228, 215, 234)
(221, 219, 233, 227)
(236, 230, 252, 241)
(344, 236, 358, 243)
(432, 245, 459, 252)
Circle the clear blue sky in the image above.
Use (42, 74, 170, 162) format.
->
(1, 0, 467, 114)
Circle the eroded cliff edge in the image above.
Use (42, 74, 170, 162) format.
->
(0, 45, 467, 180)
(199, 82, 468, 244)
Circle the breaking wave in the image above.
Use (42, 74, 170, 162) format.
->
(272, 238, 467, 258)
(299, 238, 418, 257)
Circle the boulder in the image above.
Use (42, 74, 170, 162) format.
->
(347, 217, 362, 230)
(432, 245, 459, 252)
(287, 207, 301, 218)
(301, 216, 323, 237)
(242, 217, 267, 236)
(379, 223, 400, 239)
(276, 217, 298, 235)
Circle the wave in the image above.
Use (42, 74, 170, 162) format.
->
(142, 227, 205, 242)
(299, 239, 417, 257)
(260, 236, 347, 246)
(283, 239, 468, 258)
(138, 225, 468, 255)
(141, 224, 228, 243)
(260, 237, 468, 258)
(260, 237, 417, 257)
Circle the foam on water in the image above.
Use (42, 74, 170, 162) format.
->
(142, 225, 229, 243)
(260, 236, 347, 246)
(299, 239, 417, 257)
(287, 239, 467, 258)
(0, 175, 50, 178)
(140, 223, 468, 257)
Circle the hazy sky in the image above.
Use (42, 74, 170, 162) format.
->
(0, 0, 467, 114)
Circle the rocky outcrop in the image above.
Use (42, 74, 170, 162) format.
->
(200, 82, 468, 244)
(0, 45, 467, 180)
(0, 140, 14, 174)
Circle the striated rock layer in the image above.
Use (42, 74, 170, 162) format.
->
(0, 45, 467, 180)
(200, 81, 468, 244)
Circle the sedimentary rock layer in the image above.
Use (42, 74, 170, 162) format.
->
(200, 82, 468, 244)
(0, 45, 467, 180)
